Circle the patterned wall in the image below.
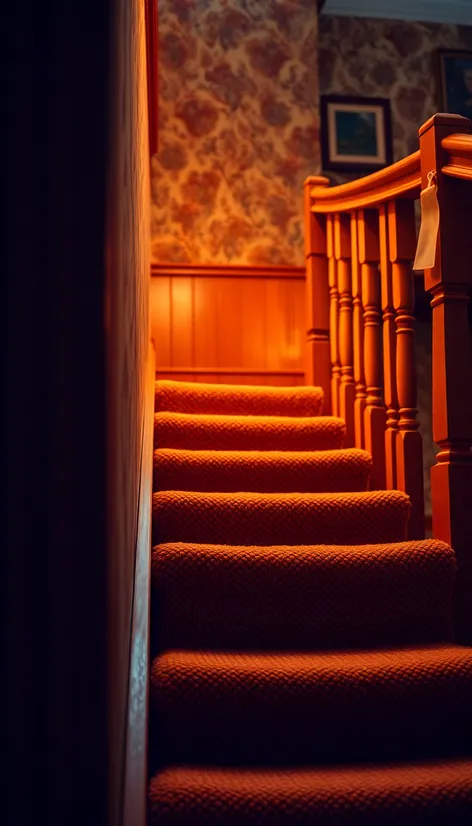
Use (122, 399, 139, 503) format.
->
(319, 15, 472, 518)
(318, 15, 472, 183)
(151, 0, 320, 267)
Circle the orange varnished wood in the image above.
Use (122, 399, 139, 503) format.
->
(304, 176, 331, 410)
(310, 151, 421, 213)
(441, 132, 472, 180)
(335, 213, 355, 446)
(152, 263, 305, 279)
(350, 213, 366, 449)
(327, 215, 341, 415)
(151, 265, 306, 386)
(419, 113, 472, 642)
(150, 276, 171, 366)
(358, 209, 386, 490)
(379, 205, 398, 490)
(388, 199, 424, 539)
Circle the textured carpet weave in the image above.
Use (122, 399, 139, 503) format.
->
(154, 411, 345, 451)
(148, 379, 471, 824)
(149, 761, 472, 826)
(153, 448, 372, 493)
(153, 489, 410, 546)
(151, 540, 455, 652)
(151, 645, 472, 766)
(155, 380, 324, 417)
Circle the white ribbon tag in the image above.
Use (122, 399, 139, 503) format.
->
(413, 171, 439, 271)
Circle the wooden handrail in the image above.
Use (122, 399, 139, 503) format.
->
(441, 133, 472, 180)
(309, 151, 421, 213)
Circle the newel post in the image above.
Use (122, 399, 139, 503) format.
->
(418, 113, 472, 642)
(304, 176, 332, 412)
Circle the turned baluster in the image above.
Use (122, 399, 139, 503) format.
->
(419, 113, 472, 642)
(334, 213, 355, 446)
(351, 212, 366, 449)
(388, 199, 425, 539)
(379, 204, 399, 489)
(304, 176, 331, 411)
(358, 209, 386, 489)
(327, 214, 341, 417)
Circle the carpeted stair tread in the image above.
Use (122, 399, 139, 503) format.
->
(151, 539, 455, 652)
(152, 489, 410, 546)
(154, 411, 345, 451)
(155, 380, 324, 417)
(153, 448, 372, 493)
(150, 645, 472, 766)
(148, 760, 472, 825)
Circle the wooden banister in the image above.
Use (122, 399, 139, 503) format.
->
(388, 199, 424, 539)
(351, 213, 366, 449)
(379, 204, 398, 490)
(304, 114, 472, 624)
(327, 215, 341, 417)
(309, 151, 421, 213)
(335, 213, 355, 446)
(358, 209, 386, 490)
(441, 132, 472, 180)
(304, 177, 331, 411)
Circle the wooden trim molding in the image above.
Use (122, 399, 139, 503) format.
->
(156, 367, 305, 377)
(151, 263, 306, 279)
(145, 0, 158, 156)
(122, 341, 155, 826)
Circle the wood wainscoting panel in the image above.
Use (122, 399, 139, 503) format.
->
(150, 263, 306, 386)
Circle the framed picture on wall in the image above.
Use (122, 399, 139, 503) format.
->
(320, 95, 393, 173)
(435, 50, 472, 120)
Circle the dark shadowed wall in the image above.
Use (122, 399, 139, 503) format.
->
(5, 1, 150, 824)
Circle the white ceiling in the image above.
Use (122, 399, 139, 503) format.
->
(322, 0, 472, 25)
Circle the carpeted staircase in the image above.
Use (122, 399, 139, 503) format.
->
(149, 379, 472, 825)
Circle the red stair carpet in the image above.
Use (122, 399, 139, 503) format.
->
(149, 379, 472, 825)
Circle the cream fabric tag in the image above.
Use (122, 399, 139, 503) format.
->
(413, 171, 439, 271)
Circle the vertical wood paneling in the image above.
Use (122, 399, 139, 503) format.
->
(242, 279, 267, 370)
(170, 276, 194, 366)
(216, 277, 243, 369)
(151, 265, 306, 386)
(194, 277, 218, 368)
(149, 276, 171, 366)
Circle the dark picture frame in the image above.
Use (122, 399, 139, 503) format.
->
(435, 50, 472, 120)
(320, 95, 393, 173)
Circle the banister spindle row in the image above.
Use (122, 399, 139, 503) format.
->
(305, 184, 424, 537)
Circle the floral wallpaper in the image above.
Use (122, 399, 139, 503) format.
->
(318, 15, 472, 518)
(318, 15, 472, 184)
(151, 0, 320, 266)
